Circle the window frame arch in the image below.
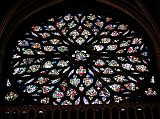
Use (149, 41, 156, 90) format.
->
(0, 0, 160, 106)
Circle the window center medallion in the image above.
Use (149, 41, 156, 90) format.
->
(72, 50, 90, 61)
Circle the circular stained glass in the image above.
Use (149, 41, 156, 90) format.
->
(7, 13, 156, 105)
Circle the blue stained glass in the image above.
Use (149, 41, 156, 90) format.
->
(3, 13, 157, 105)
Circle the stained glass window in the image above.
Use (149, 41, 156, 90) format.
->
(3, 13, 158, 105)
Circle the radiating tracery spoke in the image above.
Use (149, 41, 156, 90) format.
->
(5, 13, 157, 105)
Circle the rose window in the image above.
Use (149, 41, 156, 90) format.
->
(5, 13, 157, 105)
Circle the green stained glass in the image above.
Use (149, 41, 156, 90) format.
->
(4, 13, 157, 105)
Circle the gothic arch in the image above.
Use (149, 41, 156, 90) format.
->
(0, 0, 160, 118)
(0, 0, 160, 75)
